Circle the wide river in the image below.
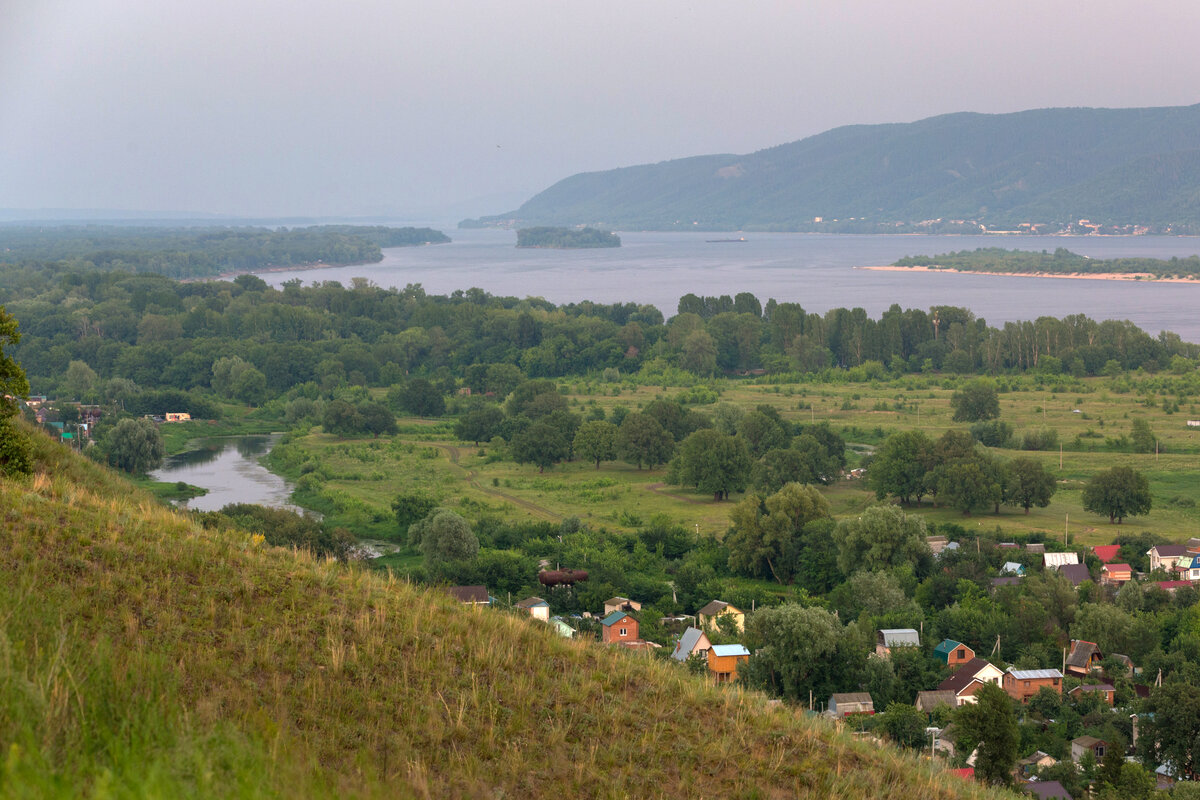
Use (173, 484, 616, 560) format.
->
(260, 229, 1200, 342)
(150, 435, 302, 514)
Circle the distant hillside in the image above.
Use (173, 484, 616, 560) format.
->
(464, 104, 1200, 232)
(0, 430, 1008, 799)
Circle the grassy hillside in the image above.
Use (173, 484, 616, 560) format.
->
(0, 429, 1011, 799)
(464, 104, 1200, 231)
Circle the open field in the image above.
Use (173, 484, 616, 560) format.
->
(272, 375, 1200, 551)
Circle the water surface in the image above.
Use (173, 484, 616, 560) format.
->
(152, 434, 301, 513)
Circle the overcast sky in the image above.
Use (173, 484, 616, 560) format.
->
(2, 0, 1199, 221)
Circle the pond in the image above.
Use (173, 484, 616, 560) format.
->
(151, 434, 304, 514)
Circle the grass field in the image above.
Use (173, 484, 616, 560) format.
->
(275, 374, 1200, 549)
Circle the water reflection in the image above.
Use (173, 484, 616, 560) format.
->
(152, 434, 303, 514)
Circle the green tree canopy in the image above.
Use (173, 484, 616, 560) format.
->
(510, 420, 570, 472)
(950, 378, 1000, 422)
(738, 603, 854, 703)
(1004, 456, 1057, 513)
(1082, 466, 1151, 524)
(414, 510, 479, 577)
(573, 419, 618, 468)
(869, 430, 934, 505)
(674, 429, 752, 501)
(954, 682, 1018, 785)
(0, 305, 31, 476)
(616, 413, 674, 469)
(833, 505, 931, 575)
(726, 483, 830, 584)
(454, 404, 505, 445)
(101, 417, 165, 475)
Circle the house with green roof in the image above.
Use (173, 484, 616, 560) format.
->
(934, 639, 975, 669)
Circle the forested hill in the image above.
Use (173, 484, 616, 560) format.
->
(0, 224, 450, 279)
(463, 104, 1200, 232)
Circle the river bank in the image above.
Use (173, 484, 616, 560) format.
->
(859, 264, 1200, 283)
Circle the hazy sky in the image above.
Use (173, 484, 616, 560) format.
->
(3, 0, 1199, 220)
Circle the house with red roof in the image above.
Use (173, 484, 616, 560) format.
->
(1092, 545, 1121, 563)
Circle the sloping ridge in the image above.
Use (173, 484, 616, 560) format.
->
(0, 432, 1008, 799)
(466, 104, 1200, 230)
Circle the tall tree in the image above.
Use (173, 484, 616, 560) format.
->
(0, 305, 31, 476)
(510, 420, 569, 472)
(674, 429, 752, 501)
(738, 604, 853, 703)
(1004, 457, 1057, 514)
(414, 510, 479, 578)
(616, 413, 674, 469)
(1083, 466, 1152, 524)
(726, 483, 830, 583)
(573, 419, 617, 468)
(950, 378, 1000, 422)
(101, 418, 165, 475)
(955, 683, 1019, 785)
(833, 505, 931, 576)
(869, 430, 934, 505)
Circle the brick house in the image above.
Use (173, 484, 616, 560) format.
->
(600, 611, 638, 644)
(1070, 736, 1107, 763)
(934, 639, 975, 669)
(1003, 668, 1063, 703)
(1069, 683, 1115, 706)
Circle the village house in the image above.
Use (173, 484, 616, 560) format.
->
(707, 644, 750, 683)
(1024, 543, 1045, 555)
(600, 611, 639, 644)
(1172, 555, 1200, 582)
(1092, 545, 1121, 563)
(603, 597, 642, 615)
(1147, 544, 1188, 573)
(445, 585, 491, 606)
(1065, 640, 1103, 677)
(934, 639, 975, 669)
(915, 690, 958, 714)
(1070, 735, 1107, 764)
(515, 596, 550, 621)
(1003, 667, 1063, 703)
(1156, 580, 1191, 594)
(1100, 563, 1133, 586)
(1027, 780, 1073, 800)
(549, 617, 575, 638)
(1069, 683, 1115, 706)
(1017, 750, 1058, 777)
(875, 628, 920, 657)
(1001, 561, 1025, 576)
(936, 657, 1005, 706)
(827, 692, 874, 717)
(1059, 563, 1092, 587)
(697, 600, 744, 632)
(671, 627, 711, 663)
(1043, 552, 1080, 570)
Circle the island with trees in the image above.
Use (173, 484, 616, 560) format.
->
(515, 226, 621, 249)
(888, 247, 1200, 281)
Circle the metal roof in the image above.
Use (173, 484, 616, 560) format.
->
(709, 644, 750, 658)
(879, 628, 921, 647)
(933, 639, 962, 655)
(1008, 668, 1063, 680)
(600, 610, 634, 627)
(672, 627, 707, 661)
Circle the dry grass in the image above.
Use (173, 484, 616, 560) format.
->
(0, 432, 1016, 799)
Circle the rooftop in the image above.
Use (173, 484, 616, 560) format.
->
(1092, 545, 1121, 563)
(1007, 668, 1063, 680)
(600, 610, 635, 627)
(710, 644, 750, 658)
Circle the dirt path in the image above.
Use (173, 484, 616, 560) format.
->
(417, 441, 561, 522)
(644, 483, 713, 505)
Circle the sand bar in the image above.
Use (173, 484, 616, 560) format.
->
(859, 264, 1200, 283)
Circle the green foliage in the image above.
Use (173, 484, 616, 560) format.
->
(100, 417, 165, 475)
(515, 227, 620, 249)
(898, 246, 1200, 279)
(834, 505, 930, 576)
(673, 429, 752, 501)
(392, 378, 446, 418)
(1004, 457, 1057, 513)
(205, 503, 355, 560)
(877, 703, 927, 750)
(739, 604, 857, 703)
(616, 413, 674, 469)
(391, 490, 439, 543)
(414, 509, 479, 576)
(454, 404, 505, 444)
(954, 683, 1018, 786)
(1082, 466, 1152, 523)
(572, 419, 618, 468)
(870, 430, 935, 505)
(950, 379, 1000, 422)
(726, 483, 831, 584)
(509, 420, 570, 472)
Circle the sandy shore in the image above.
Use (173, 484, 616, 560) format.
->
(859, 264, 1200, 283)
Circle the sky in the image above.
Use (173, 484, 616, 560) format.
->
(3, 0, 1200, 222)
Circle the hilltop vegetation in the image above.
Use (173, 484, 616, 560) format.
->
(0, 224, 450, 279)
(464, 104, 1200, 232)
(0, 429, 1008, 799)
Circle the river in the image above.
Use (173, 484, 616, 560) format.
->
(258, 229, 1200, 342)
(150, 434, 302, 513)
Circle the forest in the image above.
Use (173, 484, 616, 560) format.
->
(0, 224, 450, 278)
(515, 226, 621, 248)
(895, 248, 1200, 280)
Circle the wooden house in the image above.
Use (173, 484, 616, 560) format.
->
(603, 597, 642, 615)
(1003, 668, 1063, 703)
(936, 658, 1005, 706)
(1101, 563, 1132, 585)
(600, 611, 638, 644)
(697, 600, 744, 633)
(1059, 563, 1092, 586)
(671, 627, 711, 662)
(875, 628, 920, 657)
(707, 644, 749, 683)
(915, 690, 958, 713)
(1070, 736, 1107, 764)
(1069, 683, 1115, 706)
(934, 639, 975, 669)
(1043, 552, 1079, 570)
(1172, 556, 1200, 582)
(827, 692, 874, 717)
(515, 596, 550, 621)
(1065, 640, 1102, 676)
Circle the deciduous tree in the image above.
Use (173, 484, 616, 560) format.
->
(1004, 457, 1057, 513)
(955, 682, 1018, 785)
(573, 419, 617, 468)
(950, 378, 1000, 422)
(101, 417, 165, 475)
(674, 429, 751, 500)
(1083, 466, 1151, 524)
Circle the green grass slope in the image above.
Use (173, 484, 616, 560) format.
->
(0, 433, 1011, 799)
(467, 104, 1200, 230)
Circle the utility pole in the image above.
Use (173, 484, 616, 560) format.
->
(1064, 513, 1069, 546)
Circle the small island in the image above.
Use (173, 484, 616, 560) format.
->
(874, 247, 1200, 281)
(516, 226, 621, 249)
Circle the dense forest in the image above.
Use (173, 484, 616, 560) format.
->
(895, 248, 1200, 280)
(465, 104, 1200, 232)
(515, 227, 621, 248)
(0, 224, 450, 279)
